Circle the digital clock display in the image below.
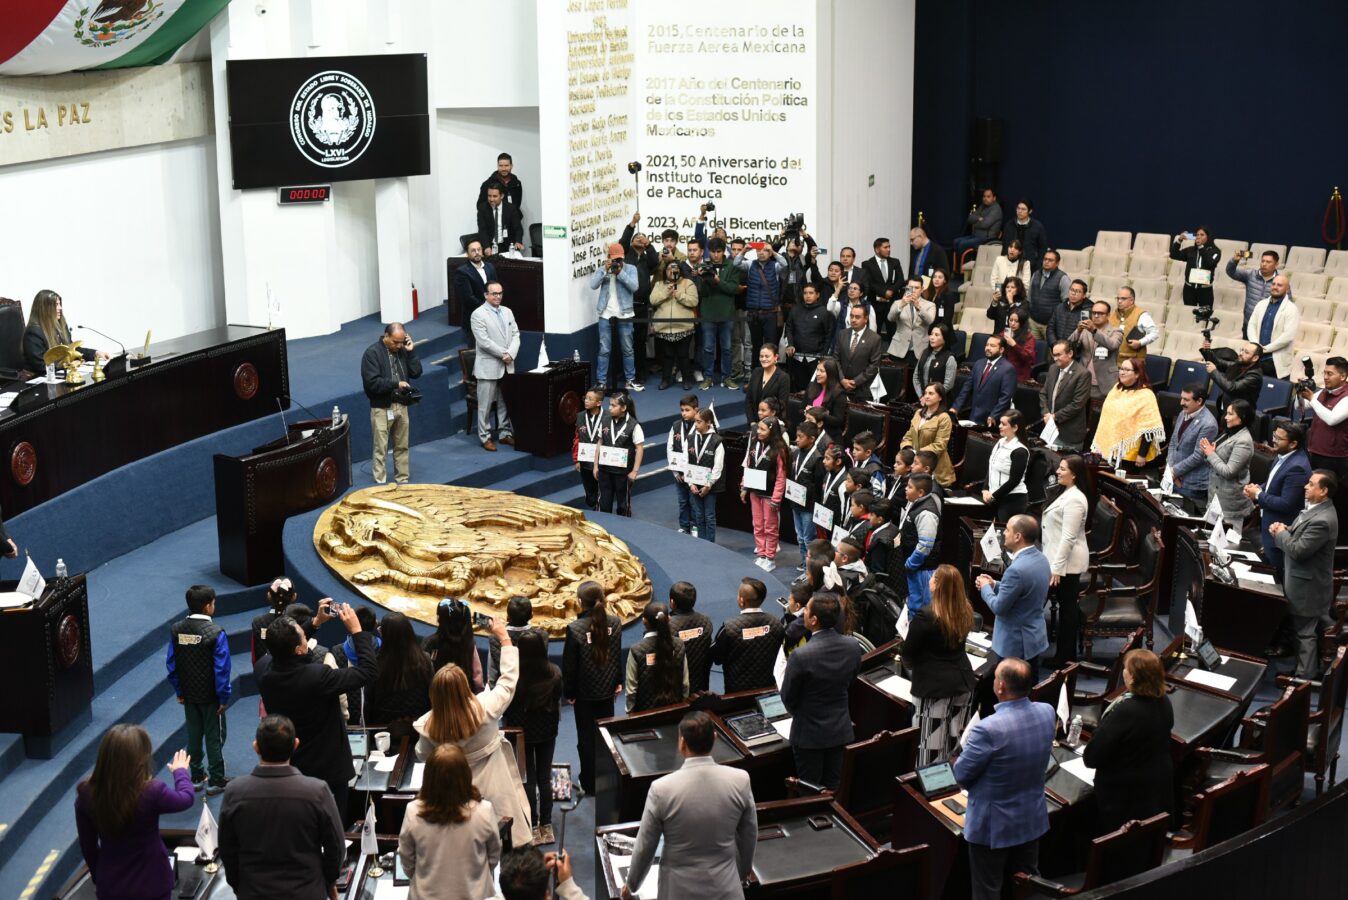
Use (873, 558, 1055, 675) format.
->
(277, 185, 332, 205)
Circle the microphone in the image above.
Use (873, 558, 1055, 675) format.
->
(75, 324, 126, 358)
(281, 394, 332, 431)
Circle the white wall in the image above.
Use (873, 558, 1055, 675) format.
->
(814, 0, 915, 263)
(432, 0, 539, 109)
(0, 136, 224, 345)
(437, 108, 541, 258)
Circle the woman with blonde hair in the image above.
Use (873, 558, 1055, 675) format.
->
(23, 289, 108, 373)
(412, 616, 532, 849)
(397, 743, 502, 900)
(74, 725, 194, 899)
(902, 564, 977, 765)
(1083, 649, 1174, 833)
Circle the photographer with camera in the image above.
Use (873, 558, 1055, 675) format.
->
(361, 322, 423, 484)
(735, 239, 788, 365)
(620, 214, 662, 387)
(589, 244, 642, 393)
(1170, 227, 1221, 308)
(1301, 357, 1348, 541)
(1201, 339, 1264, 410)
(1227, 248, 1283, 333)
(695, 237, 741, 389)
(470, 281, 520, 451)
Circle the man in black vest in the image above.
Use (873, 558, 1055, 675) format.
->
(711, 578, 785, 693)
(258, 603, 376, 826)
(898, 474, 943, 613)
(669, 581, 714, 694)
(168, 585, 232, 793)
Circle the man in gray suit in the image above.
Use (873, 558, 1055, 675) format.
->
(623, 712, 756, 899)
(1271, 470, 1340, 678)
(470, 280, 520, 452)
(1038, 340, 1092, 451)
(219, 715, 346, 900)
(780, 593, 864, 788)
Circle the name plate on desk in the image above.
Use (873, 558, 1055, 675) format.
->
(577, 442, 598, 463)
(599, 446, 630, 468)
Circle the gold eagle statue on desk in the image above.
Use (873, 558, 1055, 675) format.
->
(43, 342, 101, 385)
(314, 485, 651, 637)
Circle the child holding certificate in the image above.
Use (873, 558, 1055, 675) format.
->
(740, 416, 789, 571)
(594, 393, 644, 516)
(685, 408, 723, 542)
(572, 388, 605, 510)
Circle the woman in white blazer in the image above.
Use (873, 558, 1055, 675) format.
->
(1043, 455, 1091, 667)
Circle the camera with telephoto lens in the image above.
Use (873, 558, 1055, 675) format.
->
(782, 212, 806, 241)
(607, 257, 624, 275)
(392, 386, 422, 406)
(1296, 356, 1318, 394)
(627, 161, 643, 174)
(704, 201, 716, 212)
(694, 260, 717, 277)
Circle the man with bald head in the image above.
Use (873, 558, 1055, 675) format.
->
(1244, 274, 1299, 378)
(954, 656, 1057, 900)
(361, 322, 422, 484)
(975, 515, 1051, 679)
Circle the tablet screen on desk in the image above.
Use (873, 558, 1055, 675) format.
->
(756, 691, 787, 719)
(348, 733, 368, 758)
(1195, 638, 1221, 670)
(915, 761, 959, 799)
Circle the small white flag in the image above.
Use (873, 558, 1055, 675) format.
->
(707, 400, 720, 430)
(1040, 416, 1059, 448)
(361, 801, 379, 857)
(773, 647, 788, 688)
(1160, 466, 1175, 494)
(17, 555, 45, 600)
(979, 526, 1002, 565)
(1208, 517, 1228, 552)
(537, 337, 550, 368)
(870, 373, 887, 403)
(195, 803, 219, 859)
(897, 603, 910, 640)
(1204, 493, 1223, 525)
(1056, 683, 1070, 730)
(1184, 597, 1204, 644)
(959, 708, 982, 748)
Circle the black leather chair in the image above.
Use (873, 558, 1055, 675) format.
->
(1192, 680, 1310, 813)
(1014, 813, 1169, 897)
(830, 845, 929, 900)
(1167, 765, 1270, 857)
(459, 232, 481, 252)
(0, 298, 26, 378)
(1079, 527, 1162, 659)
(529, 222, 543, 258)
(844, 402, 890, 457)
(1070, 627, 1147, 730)
(956, 429, 996, 490)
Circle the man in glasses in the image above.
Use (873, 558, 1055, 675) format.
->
(1067, 300, 1124, 401)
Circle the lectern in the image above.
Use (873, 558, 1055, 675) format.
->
(0, 574, 93, 757)
(214, 417, 352, 585)
(497, 361, 591, 457)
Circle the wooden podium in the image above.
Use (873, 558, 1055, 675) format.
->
(213, 416, 352, 585)
(497, 361, 591, 457)
(0, 574, 93, 757)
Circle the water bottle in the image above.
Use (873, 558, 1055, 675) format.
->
(331, 405, 341, 425)
(573, 349, 581, 363)
(55, 558, 68, 580)
(1066, 714, 1083, 748)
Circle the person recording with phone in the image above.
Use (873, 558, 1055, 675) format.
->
(257, 599, 376, 827)
(1226, 248, 1282, 334)
(361, 322, 422, 484)
(1169, 227, 1221, 309)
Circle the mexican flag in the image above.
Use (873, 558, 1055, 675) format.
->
(0, 0, 231, 76)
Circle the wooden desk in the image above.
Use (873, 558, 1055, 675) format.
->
(0, 574, 93, 758)
(497, 361, 591, 457)
(213, 416, 352, 585)
(0, 326, 287, 518)
(890, 745, 1096, 900)
(595, 796, 878, 899)
(1166, 524, 1286, 657)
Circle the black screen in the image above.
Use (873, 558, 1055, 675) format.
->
(226, 54, 430, 190)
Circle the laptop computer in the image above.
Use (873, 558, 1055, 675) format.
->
(725, 691, 793, 747)
(914, 761, 961, 800)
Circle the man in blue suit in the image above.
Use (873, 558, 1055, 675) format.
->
(975, 515, 1051, 678)
(780, 593, 863, 789)
(954, 657, 1057, 900)
(1168, 383, 1220, 508)
(453, 238, 498, 348)
(952, 334, 1016, 428)
(1245, 420, 1311, 582)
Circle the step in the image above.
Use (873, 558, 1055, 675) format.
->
(0, 649, 257, 889)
